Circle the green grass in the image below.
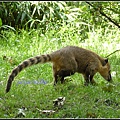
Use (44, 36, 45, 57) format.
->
(0, 25, 120, 118)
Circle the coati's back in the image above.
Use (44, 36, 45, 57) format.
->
(71, 46, 104, 64)
(54, 46, 105, 72)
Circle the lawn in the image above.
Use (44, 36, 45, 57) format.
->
(0, 25, 120, 118)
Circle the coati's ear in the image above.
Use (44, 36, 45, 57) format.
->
(102, 58, 108, 66)
(104, 58, 108, 63)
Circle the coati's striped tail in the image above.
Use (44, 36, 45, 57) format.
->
(6, 54, 51, 93)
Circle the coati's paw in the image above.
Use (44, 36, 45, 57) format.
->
(84, 80, 98, 86)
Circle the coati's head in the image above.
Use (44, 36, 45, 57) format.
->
(99, 58, 112, 82)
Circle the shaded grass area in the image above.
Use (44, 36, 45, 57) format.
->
(1, 82, 120, 118)
(0, 26, 120, 118)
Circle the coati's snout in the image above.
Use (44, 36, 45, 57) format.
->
(99, 58, 112, 82)
(104, 71, 112, 82)
(107, 72, 112, 82)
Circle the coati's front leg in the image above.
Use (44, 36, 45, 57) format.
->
(83, 64, 97, 85)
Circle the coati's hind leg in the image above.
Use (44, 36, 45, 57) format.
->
(58, 69, 75, 83)
(53, 72, 60, 85)
(53, 57, 77, 85)
(53, 69, 75, 85)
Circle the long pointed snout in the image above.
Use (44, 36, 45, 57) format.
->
(107, 74, 112, 82)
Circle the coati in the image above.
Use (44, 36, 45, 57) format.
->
(6, 46, 112, 93)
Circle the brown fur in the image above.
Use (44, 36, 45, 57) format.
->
(6, 46, 112, 93)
